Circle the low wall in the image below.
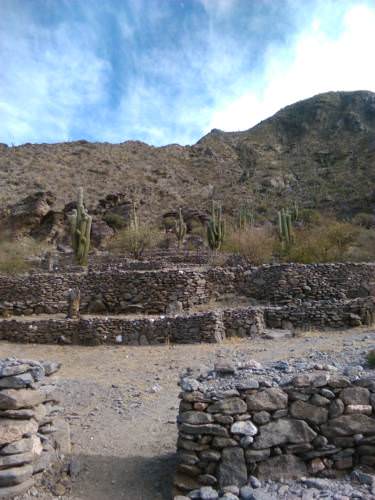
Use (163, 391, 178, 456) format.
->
(0, 263, 374, 326)
(0, 358, 69, 498)
(0, 298, 373, 346)
(174, 367, 375, 498)
(0, 311, 226, 345)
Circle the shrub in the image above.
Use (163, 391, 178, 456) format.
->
(223, 226, 276, 265)
(367, 349, 375, 368)
(286, 221, 359, 263)
(103, 212, 126, 230)
(352, 212, 375, 229)
(108, 224, 162, 259)
(0, 237, 46, 275)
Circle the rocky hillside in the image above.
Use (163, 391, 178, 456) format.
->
(1, 90, 375, 223)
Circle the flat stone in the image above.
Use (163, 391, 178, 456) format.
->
(179, 411, 213, 425)
(231, 421, 258, 436)
(200, 450, 221, 462)
(246, 388, 287, 411)
(340, 387, 370, 405)
(321, 414, 375, 437)
(327, 375, 351, 388)
(0, 435, 42, 456)
(207, 398, 247, 415)
(0, 452, 33, 470)
(218, 447, 247, 488)
(179, 423, 228, 437)
(290, 400, 328, 424)
(0, 373, 35, 389)
(264, 329, 293, 340)
(0, 389, 45, 410)
(0, 419, 38, 446)
(256, 454, 307, 480)
(292, 373, 329, 388)
(214, 361, 236, 375)
(253, 418, 316, 449)
(174, 473, 200, 491)
(0, 478, 34, 498)
(212, 437, 238, 448)
(245, 448, 271, 462)
(0, 464, 33, 486)
(346, 404, 372, 415)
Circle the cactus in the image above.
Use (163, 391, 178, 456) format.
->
(238, 205, 255, 229)
(207, 200, 225, 251)
(68, 188, 92, 266)
(130, 201, 139, 231)
(173, 208, 187, 248)
(278, 208, 294, 249)
(290, 201, 299, 222)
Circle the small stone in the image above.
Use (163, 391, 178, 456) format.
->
(239, 485, 254, 499)
(246, 388, 287, 412)
(200, 486, 219, 499)
(180, 378, 200, 392)
(253, 412, 270, 425)
(214, 361, 236, 375)
(208, 398, 247, 415)
(231, 421, 258, 436)
(345, 404, 372, 415)
(179, 411, 213, 425)
(340, 387, 370, 405)
(249, 476, 261, 488)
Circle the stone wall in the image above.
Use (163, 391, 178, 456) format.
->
(239, 263, 375, 304)
(174, 366, 375, 498)
(0, 358, 69, 498)
(0, 311, 226, 345)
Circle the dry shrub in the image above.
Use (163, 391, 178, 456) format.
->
(108, 225, 162, 259)
(223, 226, 276, 265)
(0, 237, 46, 274)
(287, 221, 359, 263)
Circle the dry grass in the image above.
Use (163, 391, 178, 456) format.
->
(223, 226, 276, 265)
(0, 237, 48, 274)
(108, 225, 163, 259)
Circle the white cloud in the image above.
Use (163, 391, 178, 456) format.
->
(208, 4, 375, 132)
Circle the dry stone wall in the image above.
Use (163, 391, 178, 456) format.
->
(0, 358, 69, 498)
(174, 366, 375, 498)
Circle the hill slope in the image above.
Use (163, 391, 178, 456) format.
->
(1, 90, 375, 221)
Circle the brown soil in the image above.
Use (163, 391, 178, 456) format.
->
(0, 327, 374, 499)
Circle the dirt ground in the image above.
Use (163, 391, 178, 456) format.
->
(0, 327, 374, 500)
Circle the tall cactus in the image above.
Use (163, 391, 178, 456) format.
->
(238, 205, 255, 229)
(207, 200, 225, 251)
(173, 208, 187, 249)
(130, 201, 139, 231)
(68, 188, 92, 266)
(278, 208, 294, 249)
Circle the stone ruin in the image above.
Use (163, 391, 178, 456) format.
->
(0, 358, 69, 498)
(174, 362, 375, 499)
(0, 262, 374, 345)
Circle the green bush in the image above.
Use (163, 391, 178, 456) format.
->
(0, 237, 46, 275)
(367, 349, 375, 368)
(108, 225, 162, 259)
(103, 212, 126, 230)
(286, 221, 359, 263)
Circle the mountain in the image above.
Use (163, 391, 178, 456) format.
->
(1, 90, 375, 224)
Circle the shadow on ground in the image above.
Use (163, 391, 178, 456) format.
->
(70, 452, 176, 500)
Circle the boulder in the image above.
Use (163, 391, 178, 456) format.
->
(0, 419, 38, 446)
(207, 398, 247, 415)
(218, 447, 247, 488)
(246, 388, 287, 411)
(290, 400, 328, 424)
(339, 387, 370, 405)
(321, 414, 375, 437)
(179, 412, 213, 425)
(0, 389, 45, 410)
(230, 421, 258, 436)
(253, 418, 316, 449)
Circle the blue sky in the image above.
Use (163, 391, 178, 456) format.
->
(0, 0, 374, 146)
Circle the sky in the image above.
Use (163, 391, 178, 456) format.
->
(0, 0, 374, 146)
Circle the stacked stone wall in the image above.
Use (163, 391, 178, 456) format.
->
(174, 368, 375, 498)
(0, 358, 69, 498)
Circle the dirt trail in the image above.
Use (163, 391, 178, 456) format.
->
(0, 327, 374, 500)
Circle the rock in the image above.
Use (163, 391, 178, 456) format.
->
(253, 411, 270, 425)
(40, 360, 61, 376)
(179, 411, 213, 425)
(0, 478, 34, 498)
(200, 486, 219, 499)
(292, 372, 329, 387)
(230, 421, 258, 436)
(345, 404, 372, 415)
(308, 458, 325, 474)
(290, 400, 328, 424)
(339, 387, 370, 405)
(0, 452, 33, 469)
(214, 361, 236, 375)
(329, 399, 345, 418)
(264, 329, 293, 340)
(246, 388, 287, 411)
(218, 447, 247, 488)
(0, 419, 38, 446)
(0, 389, 45, 410)
(179, 423, 228, 437)
(249, 476, 261, 489)
(212, 437, 238, 448)
(180, 378, 200, 392)
(0, 464, 33, 486)
(0, 373, 34, 389)
(310, 394, 330, 406)
(207, 398, 247, 415)
(0, 436, 37, 456)
(174, 473, 201, 491)
(240, 485, 254, 500)
(200, 450, 221, 462)
(245, 449, 270, 463)
(253, 418, 316, 448)
(327, 375, 350, 388)
(256, 454, 307, 480)
(321, 414, 375, 437)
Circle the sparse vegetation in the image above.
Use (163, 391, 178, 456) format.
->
(223, 226, 276, 265)
(103, 212, 126, 230)
(0, 237, 46, 274)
